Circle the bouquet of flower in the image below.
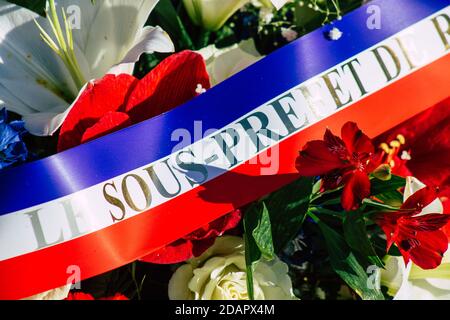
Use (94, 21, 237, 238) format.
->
(1, 0, 449, 301)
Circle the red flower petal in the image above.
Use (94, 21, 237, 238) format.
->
(375, 212, 399, 250)
(375, 98, 450, 188)
(65, 292, 95, 300)
(341, 170, 371, 211)
(81, 112, 131, 143)
(341, 122, 374, 154)
(323, 128, 347, 157)
(140, 210, 241, 264)
(402, 214, 450, 232)
(99, 293, 129, 300)
(296, 140, 346, 176)
(188, 210, 242, 240)
(405, 230, 449, 270)
(140, 238, 194, 265)
(58, 74, 137, 152)
(124, 50, 210, 123)
(401, 186, 439, 213)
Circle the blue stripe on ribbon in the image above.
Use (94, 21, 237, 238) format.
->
(0, 0, 447, 215)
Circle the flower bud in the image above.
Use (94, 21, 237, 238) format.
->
(372, 164, 392, 181)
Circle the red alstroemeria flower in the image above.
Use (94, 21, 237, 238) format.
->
(375, 186, 450, 270)
(375, 98, 450, 237)
(296, 122, 380, 211)
(140, 209, 241, 264)
(57, 51, 241, 264)
(65, 292, 128, 300)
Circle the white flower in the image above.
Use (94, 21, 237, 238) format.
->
(270, 0, 290, 10)
(281, 27, 298, 42)
(327, 27, 343, 41)
(23, 284, 71, 300)
(182, 0, 250, 31)
(0, 0, 174, 136)
(380, 177, 450, 300)
(168, 236, 297, 300)
(199, 39, 262, 86)
(259, 7, 275, 24)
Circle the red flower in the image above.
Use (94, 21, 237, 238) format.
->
(296, 122, 380, 211)
(58, 51, 241, 264)
(99, 293, 129, 300)
(375, 186, 450, 269)
(375, 98, 450, 237)
(65, 292, 128, 300)
(65, 292, 94, 300)
(141, 210, 241, 264)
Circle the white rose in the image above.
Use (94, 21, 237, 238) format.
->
(168, 236, 297, 300)
(380, 177, 450, 300)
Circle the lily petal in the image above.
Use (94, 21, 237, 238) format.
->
(270, 0, 289, 10)
(0, 0, 174, 136)
(108, 26, 174, 75)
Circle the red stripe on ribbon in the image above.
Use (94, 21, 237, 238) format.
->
(1, 54, 449, 300)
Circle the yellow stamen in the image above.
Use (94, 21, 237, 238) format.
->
(34, 0, 86, 90)
(390, 140, 401, 148)
(397, 134, 406, 145)
(380, 143, 391, 154)
(389, 160, 395, 168)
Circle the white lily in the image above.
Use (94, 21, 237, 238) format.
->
(182, 0, 285, 31)
(183, 0, 250, 31)
(0, 0, 174, 136)
(380, 177, 450, 300)
(199, 38, 262, 86)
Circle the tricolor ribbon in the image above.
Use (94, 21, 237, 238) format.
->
(0, 0, 449, 299)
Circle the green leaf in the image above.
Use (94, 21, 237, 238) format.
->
(376, 190, 404, 208)
(371, 175, 406, 196)
(363, 198, 401, 211)
(313, 214, 385, 300)
(252, 203, 275, 261)
(8, 0, 47, 15)
(243, 204, 264, 301)
(265, 177, 314, 253)
(149, 0, 194, 50)
(343, 212, 384, 268)
(243, 177, 313, 299)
